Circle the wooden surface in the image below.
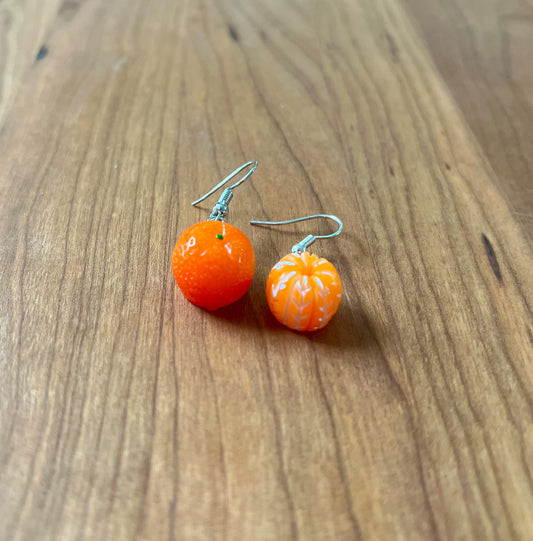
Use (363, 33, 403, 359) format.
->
(1, 0, 533, 539)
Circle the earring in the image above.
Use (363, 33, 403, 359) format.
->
(172, 161, 257, 311)
(250, 214, 343, 331)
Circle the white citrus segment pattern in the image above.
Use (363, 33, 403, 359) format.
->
(283, 275, 313, 331)
(266, 252, 342, 331)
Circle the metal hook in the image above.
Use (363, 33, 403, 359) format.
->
(250, 214, 343, 253)
(192, 161, 258, 221)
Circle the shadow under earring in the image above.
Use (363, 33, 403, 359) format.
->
(250, 214, 343, 331)
(172, 161, 257, 311)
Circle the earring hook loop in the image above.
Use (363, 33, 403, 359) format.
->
(191, 161, 258, 221)
(250, 214, 343, 253)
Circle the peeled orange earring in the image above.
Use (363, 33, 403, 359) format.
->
(250, 214, 343, 331)
(172, 161, 257, 311)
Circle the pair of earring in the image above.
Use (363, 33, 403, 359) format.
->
(171, 162, 343, 332)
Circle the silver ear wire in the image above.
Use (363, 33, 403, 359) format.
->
(250, 214, 343, 253)
(192, 161, 258, 221)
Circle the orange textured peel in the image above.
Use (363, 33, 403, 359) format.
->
(172, 221, 255, 311)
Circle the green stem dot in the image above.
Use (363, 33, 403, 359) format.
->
(216, 234, 224, 240)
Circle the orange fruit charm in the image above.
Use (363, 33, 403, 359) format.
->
(172, 221, 255, 311)
(266, 251, 342, 331)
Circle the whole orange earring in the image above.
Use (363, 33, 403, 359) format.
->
(172, 161, 257, 311)
(250, 214, 343, 331)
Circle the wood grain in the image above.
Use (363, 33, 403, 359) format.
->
(0, 0, 532, 539)
(0, 0, 64, 126)
(401, 0, 533, 240)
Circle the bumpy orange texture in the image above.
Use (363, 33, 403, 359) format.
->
(266, 251, 342, 331)
(172, 221, 255, 311)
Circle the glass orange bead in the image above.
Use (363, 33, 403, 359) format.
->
(266, 251, 342, 331)
(172, 221, 255, 311)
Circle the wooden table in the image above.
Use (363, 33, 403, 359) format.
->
(1, 0, 532, 539)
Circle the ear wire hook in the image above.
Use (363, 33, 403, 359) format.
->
(192, 161, 258, 221)
(250, 214, 343, 253)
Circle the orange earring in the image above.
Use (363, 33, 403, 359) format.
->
(250, 214, 343, 331)
(172, 161, 257, 311)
